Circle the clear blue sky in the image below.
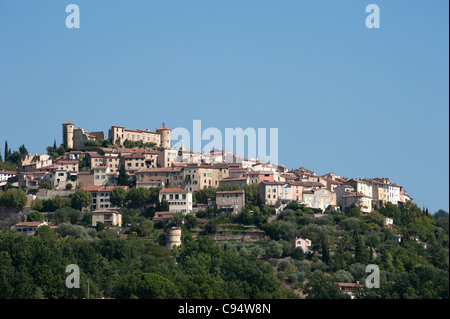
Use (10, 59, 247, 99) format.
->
(0, 1, 448, 213)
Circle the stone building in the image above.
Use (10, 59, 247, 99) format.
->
(216, 190, 245, 215)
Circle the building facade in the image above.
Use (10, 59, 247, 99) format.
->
(12, 221, 48, 236)
(341, 192, 373, 213)
(92, 210, 122, 227)
(159, 188, 193, 214)
(216, 190, 245, 215)
(302, 188, 336, 211)
(84, 186, 127, 211)
(292, 237, 312, 253)
(258, 181, 291, 206)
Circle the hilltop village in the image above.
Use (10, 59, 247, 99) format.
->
(1, 121, 447, 300)
(1, 121, 413, 225)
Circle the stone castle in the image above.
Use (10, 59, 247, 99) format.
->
(62, 121, 171, 149)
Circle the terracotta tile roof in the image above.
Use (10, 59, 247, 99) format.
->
(291, 181, 324, 187)
(122, 154, 146, 159)
(153, 211, 176, 221)
(87, 152, 102, 158)
(156, 125, 170, 131)
(321, 177, 343, 184)
(0, 171, 17, 175)
(216, 190, 245, 194)
(160, 188, 187, 193)
(138, 167, 183, 173)
(63, 121, 74, 125)
(260, 181, 285, 185)
(15, 221, 47, 227)
(118, 148, 135, 153)
(337, 282, 358, 288)
(57, 160, 78, 164)
(343, 192, 369, 198)
(78, 171, 93, 175)
(92, 210, 120, 214)
(136, 180, 163, 184)
(84, 186, 126, 192)
(219, 177, 247, 182)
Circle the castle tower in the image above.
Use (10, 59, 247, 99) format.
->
(166, 226, 182, 250)
(156, 123, 171, 149)
(62, 121, 74, 149)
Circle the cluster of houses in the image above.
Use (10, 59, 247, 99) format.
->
(1, 121, 413, 233)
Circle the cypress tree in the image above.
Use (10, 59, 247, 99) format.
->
(321, 237, 330, 265)
(117, 164, 129, 186)
(334, 242, 346, 270)
(63, 125, 68, 149)
(354, 231, 369, 264)
(4, 140, 8, 162)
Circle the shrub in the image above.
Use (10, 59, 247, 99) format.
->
(333, 270, 354, 283)
(311, 260, 328, 272)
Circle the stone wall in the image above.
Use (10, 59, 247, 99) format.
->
(35, 189, 76, 199)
